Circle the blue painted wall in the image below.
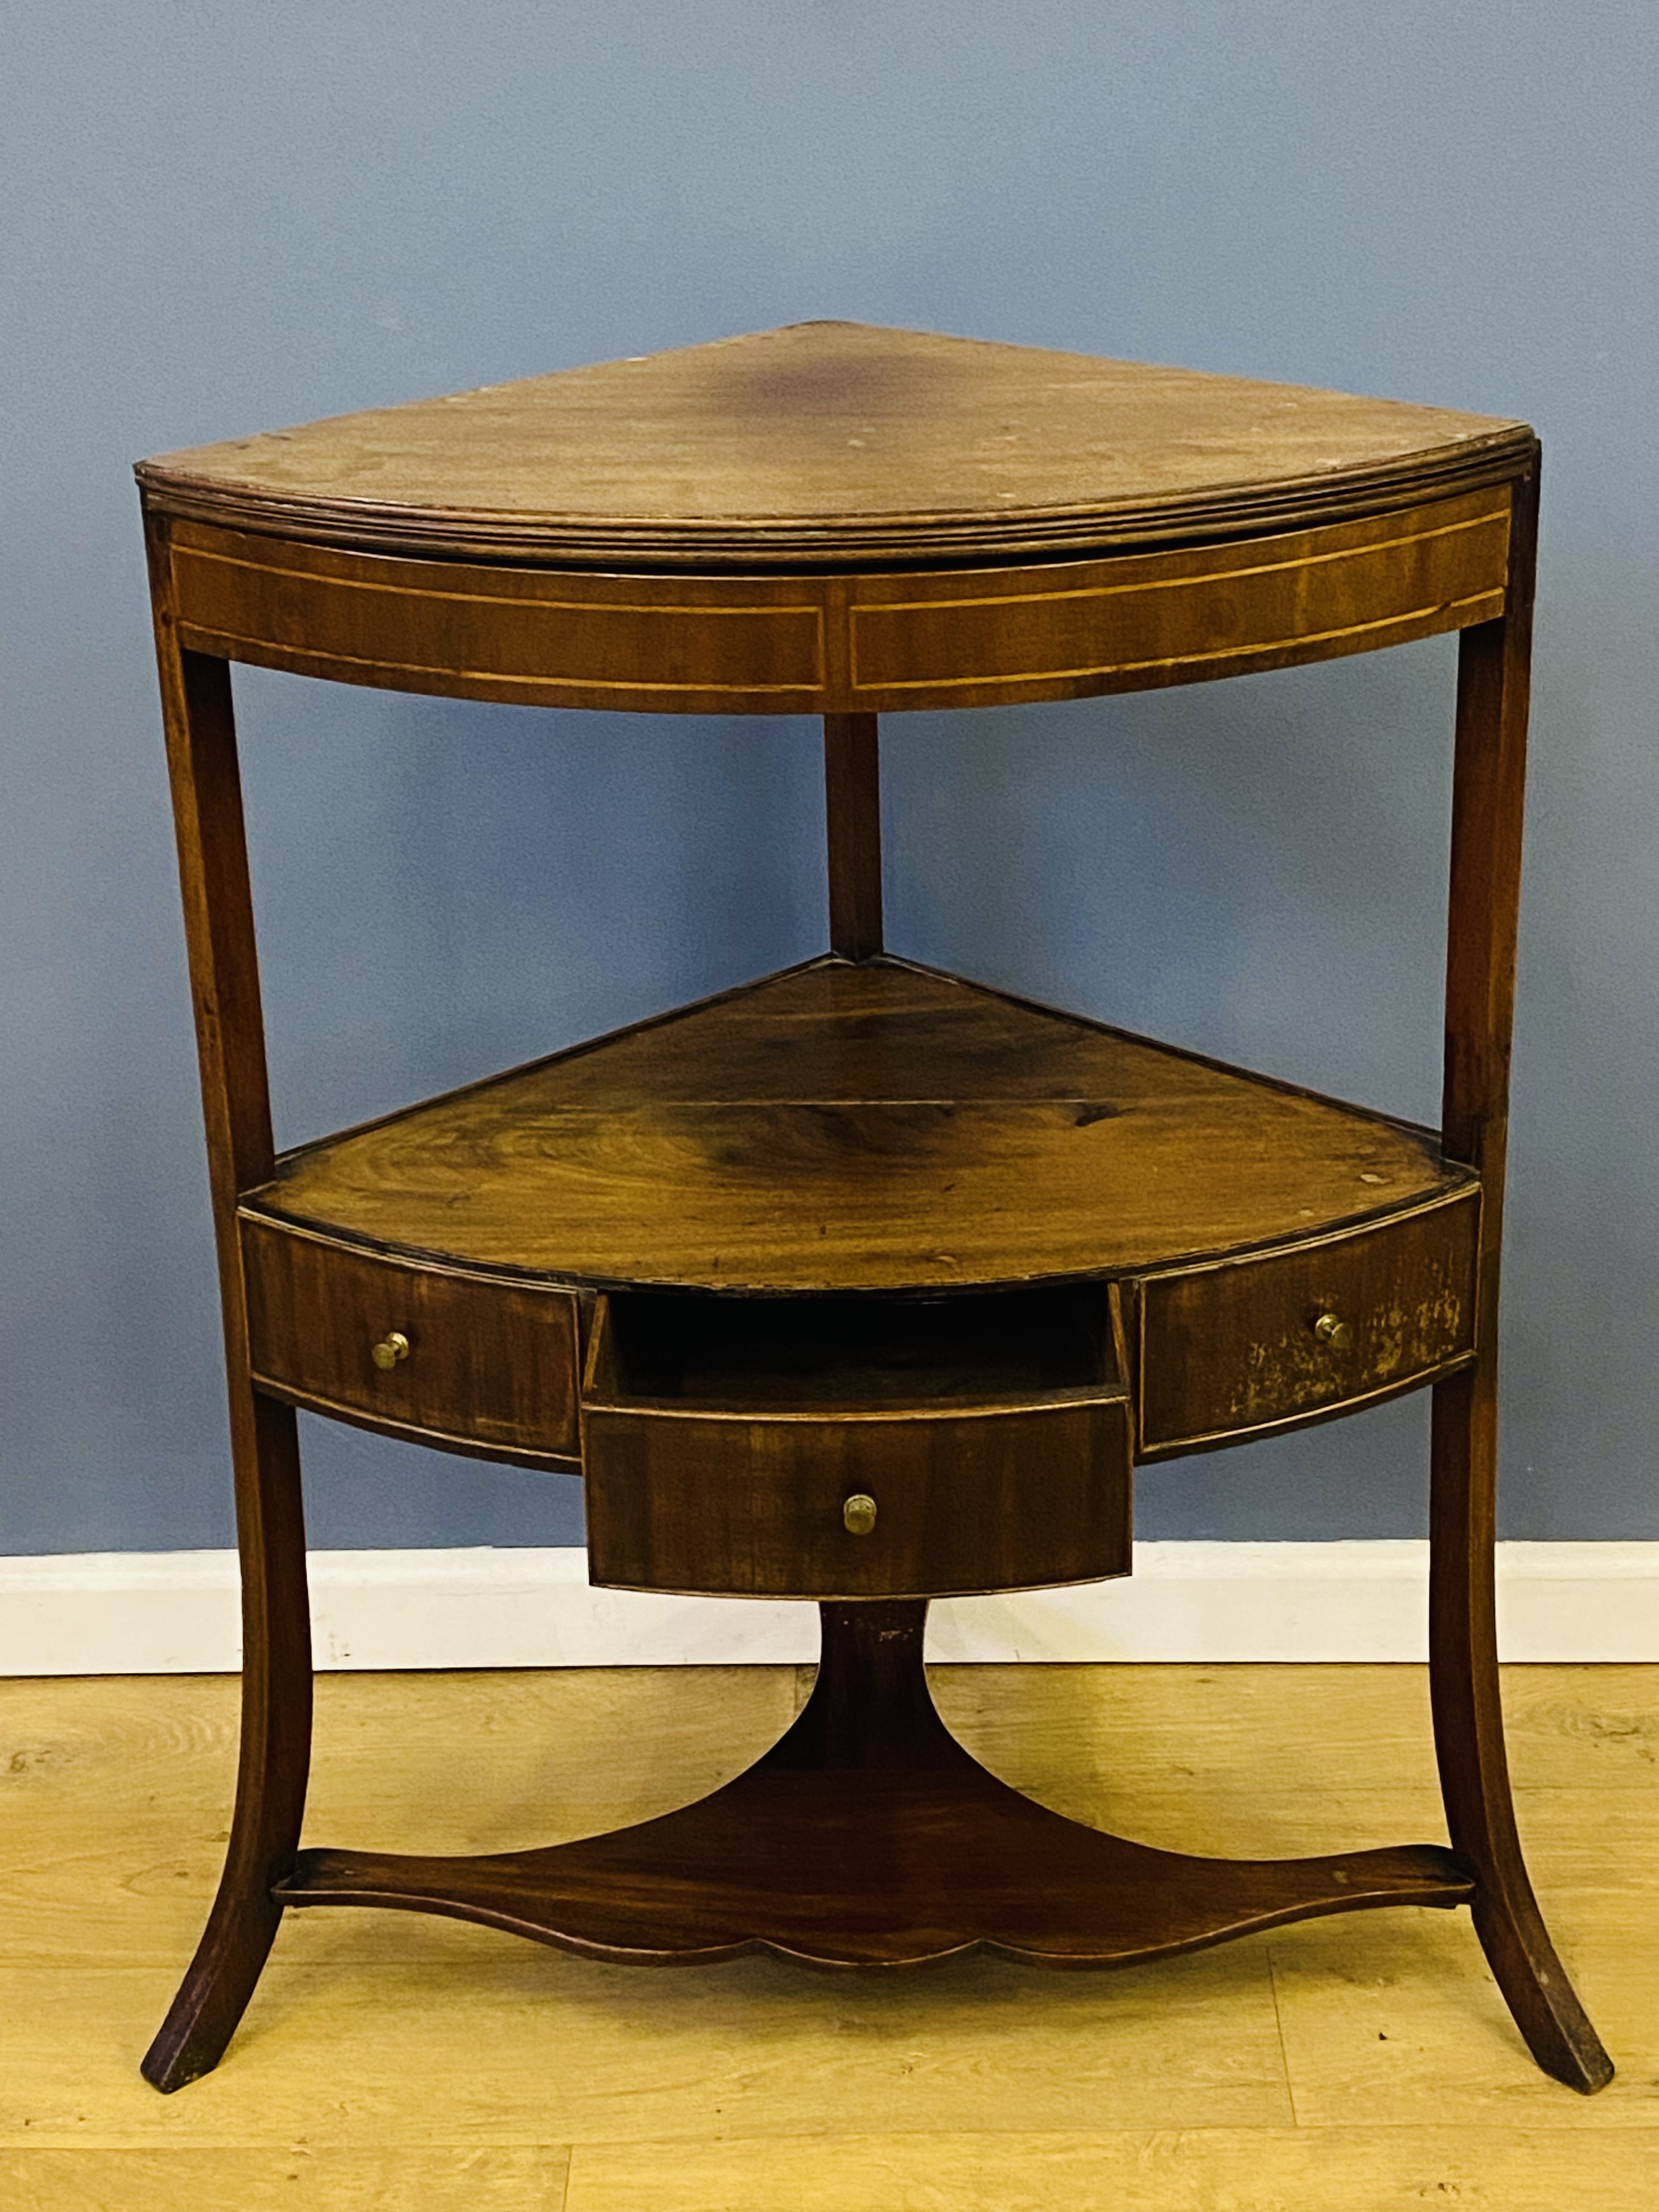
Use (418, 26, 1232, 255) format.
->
(3, 3, 1654, 1552)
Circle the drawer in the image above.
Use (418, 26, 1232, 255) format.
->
(240, 1215, 581, 1465)
(1136, 1188, 1479, 1455)
(582, 1287, 1132, 1599)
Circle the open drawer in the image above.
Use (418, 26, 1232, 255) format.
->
(581, 1286, 1133, 1599)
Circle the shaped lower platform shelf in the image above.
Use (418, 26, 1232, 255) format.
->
(277, 1772, 1472, 1972)
(274, 1602, 1474, 1971)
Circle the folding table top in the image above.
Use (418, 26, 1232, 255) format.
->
(136, 319, 1529, 568)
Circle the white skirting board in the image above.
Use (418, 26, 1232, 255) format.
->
(2, 1542, 1655, 1676)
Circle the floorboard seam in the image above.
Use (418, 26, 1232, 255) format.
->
(1265, 1940, 1302, 2128)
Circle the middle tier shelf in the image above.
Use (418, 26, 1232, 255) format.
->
(235, 959, 1480, 1511)
(243, 955, 1469, 1291)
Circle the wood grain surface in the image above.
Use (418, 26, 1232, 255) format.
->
(823, 712, 883, 956)
(582, 1400, 1131, 1600)
(1136, 1188, 1478, 1454)
(132, 330, 1593, 2107)
(246, 958, 1469, 1295)
(272, 1610, 1470, 1969)
(143, 577, 313, 2096)
(5, 1664, 1652, 2209)
(241, 1220, 582, 1468)
(582, 1290, 1133, 1598)
(137, 320, 1530, 567)
(278, 1780, 1469, 1970)
(155, 486, 1510, 715)
(1422, 467, 1611, 2091)
(562, 2128, 1659, 2212)
(842, 488, 1508, 713)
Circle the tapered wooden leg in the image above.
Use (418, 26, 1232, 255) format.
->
(1429, 1370, 1612, 2092)
(141, 596, 313, 2090)
(143, 1393, 312, 2092)
(1430, 479, 1612, 2092)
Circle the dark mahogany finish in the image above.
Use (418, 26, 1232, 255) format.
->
(823, 711, 883, 959)
(582, 1286, 1133, 1599)
(240, 958, 1475, 1297)
(137, 325, 1610, 2095)
(139, 626, 312, 2095)
(242, 1218, 582, 1468)
(278, 1602, 1474, 1968)
(1136, 1189, 1479, 1456)
(1428, 473, 1612, 2092)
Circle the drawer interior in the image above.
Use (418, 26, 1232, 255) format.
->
(581, 1282, 1132, 1599)
(585, 1283, 1122, 1414)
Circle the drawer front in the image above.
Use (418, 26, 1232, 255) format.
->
(1137, 1191, 1479, 1455)
(584, 1401, 1132, 1599)
(241, 1216, 580, 1463)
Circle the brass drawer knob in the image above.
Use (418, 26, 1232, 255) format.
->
(1313, 1312, 1353, 1352)
(370, 1330, 411, 1371)
(842, 1493, 878, 1536)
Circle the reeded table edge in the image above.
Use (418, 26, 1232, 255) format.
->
(135, 431, 1536, 572)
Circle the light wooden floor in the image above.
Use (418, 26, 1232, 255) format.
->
(2, 1661, 1654, 2209)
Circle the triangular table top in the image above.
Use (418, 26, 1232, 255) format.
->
(138, 320, 1529, 567)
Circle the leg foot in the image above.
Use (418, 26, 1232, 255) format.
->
(1431, 1374, 1613, 2092)
(143, 1890, 287, 2093)
(1468, 1884, 1613, 2095)
(144, 1397, 312, 2091)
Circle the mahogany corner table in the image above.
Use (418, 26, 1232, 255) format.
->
(134, 321, 1612, 2093)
